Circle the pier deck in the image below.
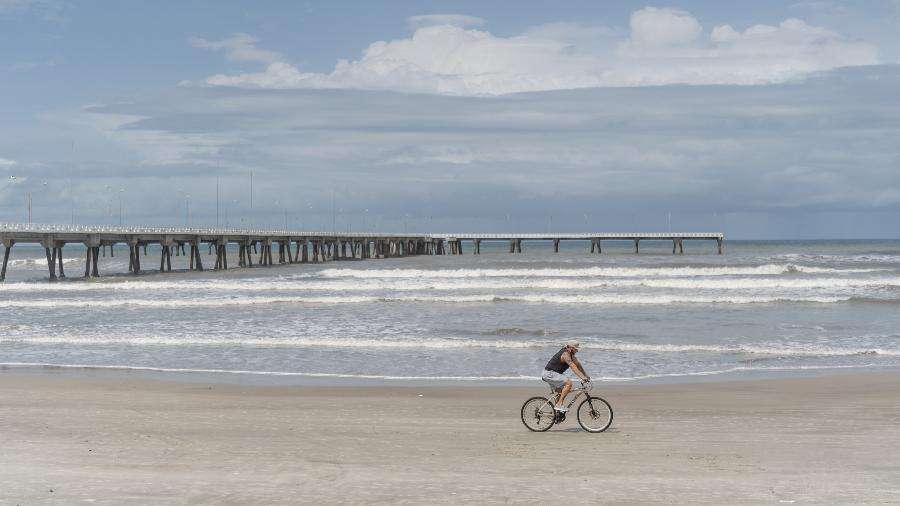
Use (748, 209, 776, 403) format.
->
(0, 223, 724, 281)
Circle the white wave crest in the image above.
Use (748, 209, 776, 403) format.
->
(8, 257, 81, 268)
(589, 341, 900, 357)
(0, 361, 889, 382)
(0, 293, 854, 308)
(774, 253, 900, 264)
(4, 334, 898, 358)
(2, 274, 899, 293)
(318, 264, 881, 279)
(0, 362, 535, 381)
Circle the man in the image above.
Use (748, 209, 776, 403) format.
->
(541, 340, 590, 412)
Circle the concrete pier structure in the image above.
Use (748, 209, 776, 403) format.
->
(0, 224, 724, 281)
(441, 232, 725, 256)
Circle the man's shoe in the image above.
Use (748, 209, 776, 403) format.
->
(554, 406, 568, 412)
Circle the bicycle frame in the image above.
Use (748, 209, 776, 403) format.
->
(540, 384, 592, 411)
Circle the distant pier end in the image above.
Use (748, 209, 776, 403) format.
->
(0, 224, 724, 281)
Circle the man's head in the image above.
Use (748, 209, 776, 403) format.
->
(565, 340, 580, 354)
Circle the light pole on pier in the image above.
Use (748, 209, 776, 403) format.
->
(26, 180, 48, 224)
(225, 199, 238, 228)
(65, 178, 75, 225)
(118, 188, 125, 225)
(176, 190, 190, 226)
(104, 184, 112, 224)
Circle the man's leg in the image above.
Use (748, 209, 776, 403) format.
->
(555, 379, 572, 409)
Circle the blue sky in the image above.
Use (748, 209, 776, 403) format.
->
(2, 0, 899, 238)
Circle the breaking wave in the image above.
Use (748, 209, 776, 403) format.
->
(318, 264, 881, 278)
(4, 334, 899, 358)
(2, 275, 899, 293)
(8, 257, 81, 267)
(0, 294, 859, 308)
(0, 361, 887, 382)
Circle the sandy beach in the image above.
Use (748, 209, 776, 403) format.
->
(0, 370, 898, 504)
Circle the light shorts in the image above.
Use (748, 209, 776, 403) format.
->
(541, 369, 568, 389)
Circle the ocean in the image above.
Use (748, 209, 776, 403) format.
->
(2, 239, 899, 383)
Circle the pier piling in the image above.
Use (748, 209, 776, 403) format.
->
(56, 246, 65, 278)
(45, 247, 55, 280)
(0, 241, 11, 281)
(83, 246, 93, 278)
(91, 246, 100, 277)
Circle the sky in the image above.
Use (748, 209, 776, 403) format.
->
(1, 0, 899, 238)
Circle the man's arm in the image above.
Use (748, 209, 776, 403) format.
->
(562, 353, 590, 381)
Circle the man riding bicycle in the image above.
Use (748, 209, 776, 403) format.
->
(541, 340, 591, 413)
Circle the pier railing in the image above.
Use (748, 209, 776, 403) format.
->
(0, 222, 419, 239)
(433, 232, 724, 239)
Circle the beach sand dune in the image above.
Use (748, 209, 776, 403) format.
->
(1, 371, 899, 504)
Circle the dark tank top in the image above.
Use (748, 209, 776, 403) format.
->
(545, 347, 569, 373)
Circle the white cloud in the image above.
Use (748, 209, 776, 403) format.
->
(626, 7, 701, 48)
(190, 33, 282, 64)
(0, 157, 17, 169)
(35, 64, 900, 235)
(521, 22, 622, 52)
(193, 7, 880, 96)
(406, 14, 485, 30)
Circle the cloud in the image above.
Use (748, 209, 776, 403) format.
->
(0, 157, 17, 167)
(190, 33, 282, 64)
(79, 65, 900, 226)
(192, 8, 879, 96)
(406, 14, 485, 30)
(626, 7, 701, 48)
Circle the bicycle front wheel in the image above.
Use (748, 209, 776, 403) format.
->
(521, 396, 555, 432)
(577, 396, 613, 433)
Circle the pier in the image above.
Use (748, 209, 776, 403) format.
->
(0, 224, 724, 281)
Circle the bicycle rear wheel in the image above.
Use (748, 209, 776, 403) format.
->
(577, 396, 613, 433)
(521, 396, 555, 432)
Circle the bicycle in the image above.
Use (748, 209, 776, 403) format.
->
(520, 381, 613, 433)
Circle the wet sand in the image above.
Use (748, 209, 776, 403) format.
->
(1, 370, 899, 504)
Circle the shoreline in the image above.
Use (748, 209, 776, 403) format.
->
(2, 360, 896, 387)
(2, 369, 899, 502)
